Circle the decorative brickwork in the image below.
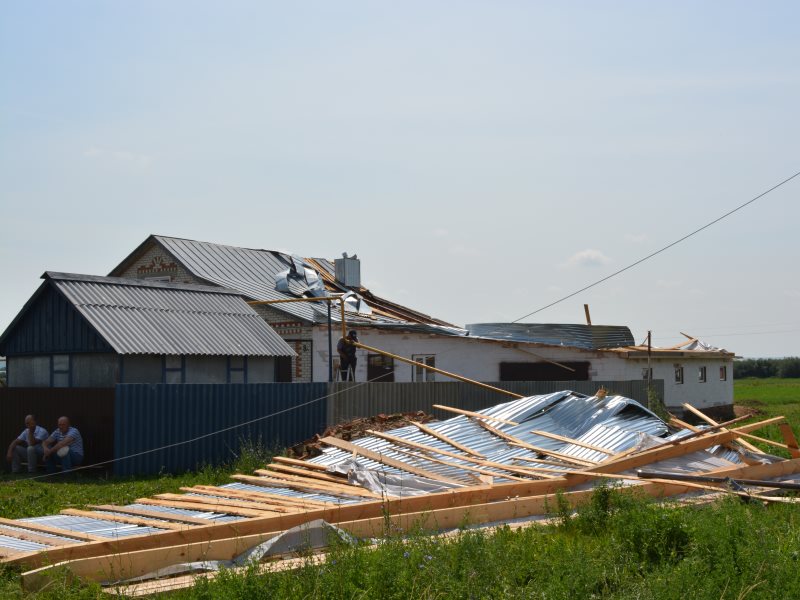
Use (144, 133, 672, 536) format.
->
(117, 242, 200, 285)
(251, 305, 314, 382)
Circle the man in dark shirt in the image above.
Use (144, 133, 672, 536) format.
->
(337, 330, 359, 381)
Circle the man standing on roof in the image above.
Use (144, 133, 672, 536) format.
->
(337, 330, 359, 381)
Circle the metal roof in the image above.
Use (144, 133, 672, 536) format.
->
(465, 323, 635, 350)
(45, 272, 296, 357)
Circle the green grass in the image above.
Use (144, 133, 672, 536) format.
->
(0, 439, 273, 519)
(734, 378, 800, 456)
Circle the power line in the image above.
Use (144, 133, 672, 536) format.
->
(511, 169, 800, 323)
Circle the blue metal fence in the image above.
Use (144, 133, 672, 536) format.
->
(114, 383, 328, 476)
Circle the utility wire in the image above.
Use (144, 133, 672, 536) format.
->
(511, 169, 800, 323)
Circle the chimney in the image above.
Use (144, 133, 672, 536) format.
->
(334, 253, 361, 287)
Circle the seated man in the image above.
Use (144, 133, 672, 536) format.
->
(43, 416, 84, 473)
(6, 414, 48, 473)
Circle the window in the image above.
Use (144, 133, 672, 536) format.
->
(641, 367, 653, 381)
(412, 355, 436, 382)
(674, 366, 684, 384)
(164, 356, 185, 384)
(52, 354, 71, 387)
(145, 276, 172, 283)
(719, 366, 727, 381)
(698, 366, 707, 383)
(228, 356, 248, 384)
(367, 354, 394, 382)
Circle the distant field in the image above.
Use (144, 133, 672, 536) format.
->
(734, 378, 800, 456)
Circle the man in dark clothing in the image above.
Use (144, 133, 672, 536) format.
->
(337, 330, 359, 381)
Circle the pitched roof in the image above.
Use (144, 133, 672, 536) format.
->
(110, 235, 462, 334)
(0, 272, 297, 357)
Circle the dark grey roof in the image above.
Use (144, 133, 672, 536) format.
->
(465, 323, 635, 350)
(46, 272, 296, 357)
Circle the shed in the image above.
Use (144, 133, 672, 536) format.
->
(0, 272, 296, 387)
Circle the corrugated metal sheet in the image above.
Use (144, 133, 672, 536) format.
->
(47, 273, 295, 357)
(465, 323, 635, 350)
(21, 515, 165, 538)
(0, 387, 115, 466)
(114, 383, 329, 476)
(327, 380, 664, 424)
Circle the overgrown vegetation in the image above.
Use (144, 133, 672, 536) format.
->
(734, 357, 800, 379)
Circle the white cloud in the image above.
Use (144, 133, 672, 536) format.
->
(83, 146, 152, 167)
(785, 290, 800, 299)
(562, 249, 611, 268)
(432, 227, 449, 238)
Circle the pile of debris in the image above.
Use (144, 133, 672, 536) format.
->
(4, 391, 800, 596)
(288, 411, 435, 458)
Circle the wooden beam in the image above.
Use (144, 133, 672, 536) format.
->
(0, 526, 79, 547)
(432, 405, 519, 426)
(178, 488, 309, 512)
(59, 509, 187, 531)
(11, 436, 797, 572)
(230, 474, 373, 500)
(135, 498, 274, 518)
(529, 430, 615, 455)
(250, 471, 385, 499)
(184, 486, 333, 509)
(153, 493, 293, 514)
(0, 517, 105, 542)
(264, 464, 353, 485)
(365, 429, 551, 478)
(682, 403, 762, 453)
(474, 420, 598, 467)
(389, 446, 530, 482)
(779, 423, 800, 458)
(320, 436, 467, 485)
(412, 422, 486, 458)
(88, 505, 214, 526)
(272, 456, 330, 471)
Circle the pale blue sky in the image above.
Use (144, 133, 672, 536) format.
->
(2, 2, 799, 357)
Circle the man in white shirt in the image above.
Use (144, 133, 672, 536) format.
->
(6, 415, 49, 473)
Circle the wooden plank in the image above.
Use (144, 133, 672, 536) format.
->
(264, 464, 352, 485)
(412, 422, 486, 458)
(779, 423, 800, 458)
(0, 517, 105, 542)
(682, 403, 762, 453)
(179, 488, 309, 512)
(135, 498, 273, 518)
(28, 456, 800, 589)
(59, 509, 187, 531)
(474, 420, 598, 467)
(0, 526, 79, 547)
(432, 405, 519, 426)
(252, 470, 385, 499)
(272, 456, 330, 471)
(11, 437, 797, 573)
(88, 505, 214, 525)
(153, 493, 291, 514)
(529, 430, 615, 454)
(230, 474, 371, 500)
(389, 446, 529, 482)
(365, 429, 552, 478)
(320, 436, 468, 485)
(185, 486, 333, 509)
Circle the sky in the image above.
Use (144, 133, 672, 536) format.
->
(1, 2, 799, 358)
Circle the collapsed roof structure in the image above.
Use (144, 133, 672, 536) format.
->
(4, 390, 800, 595)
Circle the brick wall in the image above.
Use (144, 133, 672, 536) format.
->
(117, 242, 200, 284)
(252, 305, 314, 382)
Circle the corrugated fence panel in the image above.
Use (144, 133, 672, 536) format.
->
(114, 383, 328, 476)
(328, 380, 663, 424)
(0, 388, 115, 467)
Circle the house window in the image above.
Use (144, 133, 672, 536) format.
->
(228, 356, 248, 384)
(674, 366, 684, 384)
(719, 366, 727, 381)
(52, 354, 71, 387)
(164, 356, 185, 384)
(367, 354, 394, 382)
(145, 276, 172, 283)
(412, 355, 436, 382)
(698, 366, 707, 383)
(641, 368, 653, 380)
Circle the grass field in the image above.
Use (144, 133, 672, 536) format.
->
(2, 380, 800, 598)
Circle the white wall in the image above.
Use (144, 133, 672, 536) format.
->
(311, 327, 733, 410)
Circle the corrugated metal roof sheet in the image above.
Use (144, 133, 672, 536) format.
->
(46, 272, 296, 357)
(465, 323, 635, 350)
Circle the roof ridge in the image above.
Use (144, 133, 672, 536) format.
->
(44, 272, 244, 295)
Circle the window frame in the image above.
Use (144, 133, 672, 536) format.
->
(51, 354, 71, 387)
(163, 355, 186, 384)
(719, 365, 727, 381)
(674, 365, 684, 385)
(227, 356, 249, 384)
(698, 366, 707, 383)
(412, 354, 436, 382)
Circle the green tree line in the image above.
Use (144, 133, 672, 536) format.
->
(734, 357, 800, 378)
